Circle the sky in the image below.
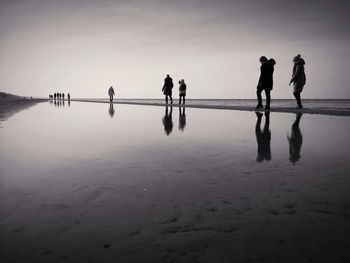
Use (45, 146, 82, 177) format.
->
(0, 0, 349, 99)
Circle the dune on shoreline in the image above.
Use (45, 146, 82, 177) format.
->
(71, 98, 350, 116)
(0, 92, 46, 123)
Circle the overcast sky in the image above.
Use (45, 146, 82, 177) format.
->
(0, 0, 349, 99)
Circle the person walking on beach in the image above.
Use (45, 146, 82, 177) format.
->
(162, 74, 173, 104)
(178, 79, 187, 105)
(287, 113, 303, 163)
(255, 111, 271, 162)
(289, 55, 306, 109)
(108, 86, 115, 102)
(256, 56, 274, 110)
(67, 93, 70, 101)
(62, 93, 65, 101)
(54, 93, 57, 100)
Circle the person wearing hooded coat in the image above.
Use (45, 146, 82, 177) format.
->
(256, 56, 275, 110)
(162, 74, 173, 104)
(289, 57, 306, 108)
(108, 86, 115, 102)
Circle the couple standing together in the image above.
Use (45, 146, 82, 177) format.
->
(162, 74, 187, 105)
(256, 54, 306, 109)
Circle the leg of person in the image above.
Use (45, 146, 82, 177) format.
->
(165, 95, 168, 104)
(265, 89, 271, 110)
(183, 95, 185, 105)
(170, 96, 173, 104)
(293, 92, 302, 108)
(179, 96, 182, 105)
(256, 89, 263, 108)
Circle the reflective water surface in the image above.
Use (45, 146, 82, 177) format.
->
(1, 101, 350, 262)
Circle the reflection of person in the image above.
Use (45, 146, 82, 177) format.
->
(289, 55, 306, 109)
(108, 86, 115, 102)
(162, 74, 173, 104)
(179, 107, 186, 131)
(255, 111, 271, 162)
(256, 56, 274, 110)
(178, 79, 187, 105)
(162, 106, 173, 136)
(109, 102, 115, 118)
(287, 113, 303, 164)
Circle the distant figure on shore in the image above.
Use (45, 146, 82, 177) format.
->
(287, 113, 303, 164)
(162, 106, 173, 135)
(178, 79, 187, 105)
(108, 86, 115, 102)
(256, 56, 274, 110)
(179, 107, 186, 131)
(54, 93, 56, 100)
(109, 102, 115, 118)
(255, 112, 271, 162)
(67, 93, 70, 101)
(62, 93, 65, 101)
(289, 55, 306, 109)
(162, 74, 173, 104)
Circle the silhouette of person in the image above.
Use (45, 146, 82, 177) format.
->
(62, 93, 65, 101)
(289, 55, 306, 109)
(256, 56, 275, 110)
(108, 86, 115, 102)
(162, 106, 173, 136)
(67, 93, 70, 101)
(162, 74, 173, 104)
(287, 113, 303, 164)
(109, 102, 115, 118)
(54, 93, 56, 100)
(179, 107, 186, 131)
(178, 79, 187, 105)
(255, 111, 271, 162)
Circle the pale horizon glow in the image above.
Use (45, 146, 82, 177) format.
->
(0, 0, 349, 99)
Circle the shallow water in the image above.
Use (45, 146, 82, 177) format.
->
(1, 101, 350, 262)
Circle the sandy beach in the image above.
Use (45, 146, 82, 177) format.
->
(1, 99, 350, 262)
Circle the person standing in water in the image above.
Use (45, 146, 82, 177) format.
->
(108, 86, 115, 102)
(162, 74, 173, 104)
(178, 79, 187, 105)
(289, 55, 306, 109)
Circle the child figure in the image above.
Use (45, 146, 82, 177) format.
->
(178, 79, 187, 105)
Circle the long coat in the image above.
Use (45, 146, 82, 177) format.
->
(257, 62, 274, 91)
(162, 77, 173, 96)
(290, 58, 306, 93)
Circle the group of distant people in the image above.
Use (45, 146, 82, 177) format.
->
(49, 92, 71, 101)
(256, 54, 306, 109)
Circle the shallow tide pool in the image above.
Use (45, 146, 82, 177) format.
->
(1, 101, 350, 262)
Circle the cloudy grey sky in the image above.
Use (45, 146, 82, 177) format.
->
(0, 0, 349, 99)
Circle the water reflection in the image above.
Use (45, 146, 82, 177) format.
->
(178, 107, 186, 131)
(162, 106, 173, 136)
(255, 112, 271, 162)
(109, 102, 115, 118)
(287, 113, 303, 164)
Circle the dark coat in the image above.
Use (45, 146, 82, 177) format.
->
(257, 62, 274, 91)
(162, 76, 173, 96)
(290, 58, 306, 93)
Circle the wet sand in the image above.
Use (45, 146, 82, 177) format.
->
(0, 100, 350, 263)
(72, 98, 350, 116)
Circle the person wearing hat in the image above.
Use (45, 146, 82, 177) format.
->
(289, 55, 306, 109)
(178, 79, 187, 105)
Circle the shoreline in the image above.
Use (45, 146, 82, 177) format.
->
(70, 99, 350, 116)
